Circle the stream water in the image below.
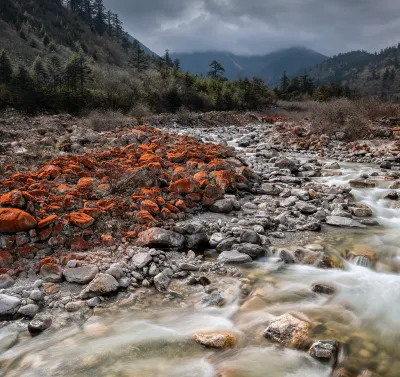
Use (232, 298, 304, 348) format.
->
(1, 161, 400, 377)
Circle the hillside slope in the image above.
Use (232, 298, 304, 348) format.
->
(171, 47, 327, 86)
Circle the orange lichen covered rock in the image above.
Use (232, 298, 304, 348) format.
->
(102, 234, 115, 246)
(69, 212, 95, 229)
(141, 200, 160, 215)
(77, 177, 98, 192)
(38, 215, 58, 229)
(0, 208, 37, 233)
(169, 178, 196, 195)
(0, 250, 14, 268)
(136, 210, 156, 224)
(0, 190, 26, 208)
(210, 170, 237, 192)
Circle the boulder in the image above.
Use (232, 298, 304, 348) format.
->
(17, 304, 39, 317)
(0, 208, 37, 233)
(193, 332, 237, 348)
(326, 216, 366, 228)
(209, 232, 225, 247)
(263, 313, 311, 349)
(274, 158, 297, 173)
(232, 243, 267, 258)
(0, 294, 21, 317)
(216, 237, 239, 252)
(136, 228, 185, 249)
(69, 212, 94, 229)
(240, 229, 261, 245)
(154, 271, 171, 292)
(351, 207, 372, 217)
(311, 283, 335, 295)
(261, 183, 283, 196)
(0, 274, 14, 289)
(210, 199, 234, 213)
(309, 340, 339, 362)
(80, 273, 119, 298)
(218, 250, 252, 263)
(28, 317, 51, 336)
(324, 162, 341, 170)
(40, 263, 63, 283)
(296, 202, 318, 214)
(349, 180, 376, 189)
(131, 252, 152, 269)
(105, 263, 124, 280)
(185, 232, 209, 249)
(63, 265, 99, 284)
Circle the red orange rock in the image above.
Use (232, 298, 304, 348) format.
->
(69, 212, 95, 229)
(169, 178, 196, 195)
(0, 190, 26, 208)
(0, 208, 37, 233)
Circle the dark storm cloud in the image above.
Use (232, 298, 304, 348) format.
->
(103, 0, 400, 56)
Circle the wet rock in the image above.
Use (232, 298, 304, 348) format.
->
(380, 161, 392, 169)
(298, 222, 322, 231)
(131, 252, 152, 269)
(296, 202, 318, 214)
(263, 313, 311, 349)
(185, 232, 209, 249)
(0, 274, 14, 289)
(65, 301, 86, 312)
(63, 265, 99, 284)
(193, 331, 237, 348)
(86, 297, 101, 307)
(136, 228, 185, 249)
(232, 243, 267, 258)
(349, 180, 376, 189)
(274, 158, 297, 173)
(326, 216, 366, 228)
(351, 207, 372, 217)
(360, 219, 379, 226)
(280, 249, 295, 264)
(0, 294, 21, 317)
(18, 304, 39, 317)
(0, 331, 19, 352)
(311, 283, 335, 295)
(40, 263, 63, 283)
(309, 340, 339, 362)
(201, 291, 225, 307)
(210, 232, 225, 247)
(347, 245, 377, 264)
(179, 263, 199, 271)
(216, 237, 239, 252)
(240, 229, 261, 245)
(218, 250, 252, 264)
(325, 162, 341, 170)
(280, 196, 298, 207)
(28, 317, 51, 336)
(80, 273, 119, 298)
(210, 199, 234, 213)
(154, 271, 171, 292)
(331, 208, 352, 218)
(105, 263, 124, 280)
(384, 191, 399, 200)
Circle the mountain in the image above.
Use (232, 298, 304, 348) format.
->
(171, 47, 328, 87)
(309, 45, 400, 98)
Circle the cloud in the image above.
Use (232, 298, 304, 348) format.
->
(104, 0, 400, 56)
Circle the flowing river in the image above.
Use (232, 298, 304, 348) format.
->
(1, 160, 400, 377)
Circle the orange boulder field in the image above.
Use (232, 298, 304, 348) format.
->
(0, 125, 255, 270)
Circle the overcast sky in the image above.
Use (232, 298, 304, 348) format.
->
(104, 0, 400, 57)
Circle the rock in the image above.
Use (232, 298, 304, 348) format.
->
(309, 340, 339, 361)
(263, 313, 311, 349)
(28, 317, 51, 336)
(0, 274, 14, 289)
(360, 219, 379, 226)
(80, 273, 119, 298)
(218, 250, 252, 263)
(193, 332, 237, 348)
(326, 216, 366, 228)
(216, 237, 239, 252)
(261, 183, 283, 196)
(325, 162, 340, 169)
(119, 277, 130, 288)
(201, 291, 225, 307)
(185, 232, 209, 249)
(86, 297, 101, 307)
(280, 196, 298, 207)
(347, 245, 377, 263)
(0, 208, 37, 233)
(18, 304, 39, 317)
(349, 180, 376, 189)
(63, 265, 99, 284)
(232, 243, 267, 258)
(210, 199, 234, 213)
(0, 331, 19, 352)
(40, 263, 63, 283)
(351, 207, 372, 217)
(30, 290, 44, 301)
(65, 301, 86, 312)
(69, 212, 95, 229)
(291, 189, 310, 201)
(331, 208, 352, 218)
(136, 228, 185, 249)
(178, 263, 199, 271)
(311, 283, 335, 295)
(380, 161, 392, 169)
(280, 249, 295, 264)
(154, 271, 171, 292)
(105, 263, 124, 280)
(131, 252, 152, 269)
(296, 202, 318, 214)
(209, 233, 225, 247)
(240, 229, 261, 245)
(274, 158, 297, 173)
(298, 222, 322, 231)
(0, 294, 21, 317)
(384, 191, 399, 200)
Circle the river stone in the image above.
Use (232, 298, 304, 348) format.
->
(232, 243, 267, 258)
(0, 274, 14, 289)
(65, 301, 86, 312)
(185, 232, 209, 249)
(86, 297, 101, 307)
(136, 228, 185, 249)
(312, 283, 335, 295)
(131, 252, 152, 269)
(63, 265, 99, 284)
(280, 196, 298, 207)
(0, 294, 21, 317)
(309, 340, 339, 361)
(154, 271, 171, 292)
(240, 229, 261, 245)
(218, 250, 252, 264)
(30, 290, 44, 301)
(351, 207, 372, 217)
(216, 237, 239, 252)
(105, 263, 124, 280)
(209, 233, 225, 247)
(193, 332, 237, 348)
(40, 264, 63, 283)
(179, 263, 199, 271)
(274, 158, 297, 173)
(291, 189, 310, 201)
(296, 202, 318, 214)
(349, 180, 376, 188)
(325, 162, 340, 170)
(384, 191, 399, 200)
(18, 304, 39, 317)
(261, 183, 283, 196)
(210, 199, 234, 213)
(326, 216, 366, 228)
(80, 273, 119, 298)
(0, 331, 19, 352)
(201, 291, 225, 306)
(28, 317, 51, 336)
(263, 313, 311, 349)
(331, 208, 352, 218)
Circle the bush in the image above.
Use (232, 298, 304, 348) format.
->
(87, 110, 132, 132)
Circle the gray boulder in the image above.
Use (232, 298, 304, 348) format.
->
(210, 199, 234, 213)
(80, 273, 119, 298)
(18, 304, 39, 317)
(136, 228, 185, 249)
(63, 265, 99, 284)
(185, 232, 209, 249)
(218, 250, 252, 263)
(154, 271, 171, 292)
(0, 294, 21, 317)
(240, 229, 261, 245)
(326, 216, 366, 228)
(131, 252, 152, 269)
(232, 243, 267, 258)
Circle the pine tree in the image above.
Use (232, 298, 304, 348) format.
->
(207, 60, 225, 80)
(11, 64, 37, 112)
(48, 41, 57, 52)
(43, 34, 50, 47)
(0, 49, 13, 85)
(112, 13, 123, 42)
(106, 10, 113, 37)
(128, 40, 148, 71)
(47, 54, 63, 92)
(32, 56, 48, 87)
(163, 49, 173, 67)
(280, 71, 289, 91)
(93, 0, 106, 35)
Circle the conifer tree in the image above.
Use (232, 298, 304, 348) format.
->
(47, 55, 63, 92)
(0, 49, 13, 85)
(128, 40, 148, 71)
(32, 56, 48, 87)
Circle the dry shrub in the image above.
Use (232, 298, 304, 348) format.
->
(129, 102, 152, 124)
(87, 110, 132, 132)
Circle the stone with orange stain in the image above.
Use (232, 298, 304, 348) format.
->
(70, 212, 95, 229)
(141, 200, 160, 215)
(165, 203, 180, 214)
(138, 153, 162, 164)
(186, 193, 202, 202)
(210, 170, 237, 192)
(0, 250, 13, 268)
(0, 190, 26, 208)
(167, 151, 187, 162)
(0, 208, 37, 233)
(16, 243, 36, 259)
(71, 237, 89, 251)
(175, 200, 187, 211)
(79, 208, 103, 218)
(38, 164, 61, 179)
(204, 184, 224, 200)
(136, 210, 156, 224)
(101, 234, 115, 247)
(77, 177, 98, 192)
(161, 208, 173, 219)
(39, 228, 53, 241)
(169, 178, 196, 195)
(38, 215, 58, 229)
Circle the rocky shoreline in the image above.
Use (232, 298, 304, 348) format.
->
(1, 113, 399, 376)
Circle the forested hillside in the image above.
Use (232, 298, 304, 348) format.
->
(0, 0, 272, 114)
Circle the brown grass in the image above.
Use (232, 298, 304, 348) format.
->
(86, 110, 133, 132)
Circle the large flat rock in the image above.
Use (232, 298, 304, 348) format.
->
(326, 216, 366, 228)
